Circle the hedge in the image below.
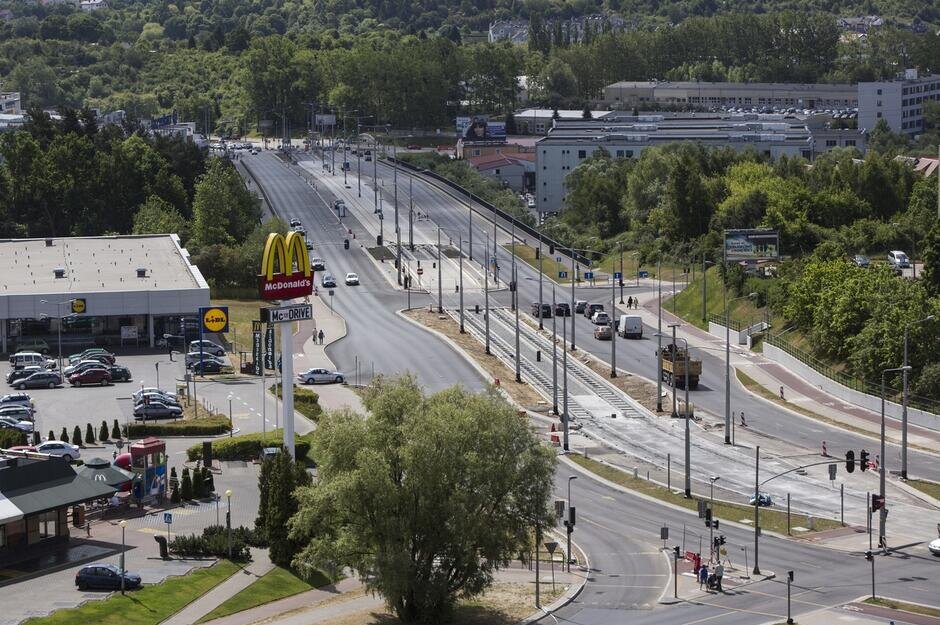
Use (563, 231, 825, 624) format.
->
(0, 429, 26, 449)
(271, 384, 322, 423)
(169, 525, 253, 562)
(127, 417, 231, 437)
(187, 429, 311, 462)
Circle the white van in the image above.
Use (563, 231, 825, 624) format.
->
(12, 352, 52, 370)
(618, 315, 643, 339)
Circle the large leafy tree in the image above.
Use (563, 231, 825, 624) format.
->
(290, 376, 555, 622)
(190, 158, 260, 248)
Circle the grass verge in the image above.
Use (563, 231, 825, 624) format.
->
(272, 384, 323, 423)
(24, 560, 240, 625)
(905, 479, 940, 501)
(211, 299, 263, 356)
(507, 244, 573, 283)
(568, 454, 842, 535)
(864, 597, 940, 618)
(196, 566, 329, 623)
(665, 266, 774, 331)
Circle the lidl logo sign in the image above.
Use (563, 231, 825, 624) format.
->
(200, 306, 229, 333)
(71, 298, 86, 314)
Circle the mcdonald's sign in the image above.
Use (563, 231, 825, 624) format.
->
(258, 231, 313, 300)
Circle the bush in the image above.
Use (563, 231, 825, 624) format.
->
(127, 417, 230, 438)
(181, 468, 193, 501)
(99, 420, 110, 441)
(85, 423, 95, 445)
(170, 467, 180, 504)
(111, 419, 121, 440)
(0, 428, 26, 449)
(192, 465, 205, 499)
(272, 385, 322, 423)
(31, 431, 40, 445)
(169, 525, 252, 561)
(72, 426, 83, 447)
(186, 430, 311, 462)
(48, 429, 55, 442)
(60, 427, 69, 442)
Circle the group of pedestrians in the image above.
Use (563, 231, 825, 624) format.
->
(625, 296, 640, 309)
(698, 561, 725, 592)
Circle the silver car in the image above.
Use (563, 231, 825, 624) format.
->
(185, 352, 227, 368)
(0, 393, 33, 410)
(297, 368, 345, 385)
(0, 416, 33, 433)
(34, 440, 81, 461)
(0, 405, 34, 422)
(132, 387, 177, 404)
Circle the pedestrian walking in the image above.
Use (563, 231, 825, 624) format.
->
(698, 563, 708, 589)
(318, 329, 325, 345)
(714, 562, 724, 592)
(627, 296, 632, 308)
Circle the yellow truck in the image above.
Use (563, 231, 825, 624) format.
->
(660, 343, 701, 390)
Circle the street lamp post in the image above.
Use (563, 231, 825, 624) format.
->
(562, 311, 569, 452)
(485, 238, 491, 355)
(880, 365, 911, 550)
(538, 231, 544, 331)
(619, 242, 625, 304)
(155, 362, 160, 389)
(119, 519, 127, 595)
(459, 239, 465, 333)
(753, 445, 761, 575)
(227, 393, 233, 438)
(566, 475, 577, 572)
(901, 315, 934, 479)
(656, 258, 663, 412)
(709, 476, 720, 557)
(610, 269, 617, 378)
(552, 286, 559, 415)
(725, 292, 757, 444)
(702, 257, 714, 322)
(225, 489, 233, 560)
(512, 221, 521, 383)
(437, 228, 443, 313)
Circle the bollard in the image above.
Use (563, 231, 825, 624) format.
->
(475, 304, 480, 314)
(634, 467, 639, 479)
(536, 350, 542, 362)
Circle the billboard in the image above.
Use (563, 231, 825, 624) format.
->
(258, 232, 313, 300)
(456, 116, 507, 142)
(150, 112, 178, 129)
(724, 229, 780, 261)
(315, 114, 337, 127)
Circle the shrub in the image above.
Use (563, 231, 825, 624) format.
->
(169, 525, 252, 561)
(127, 417, 230, 438)
(271, 385, 322, 423)
(60, 427, 69, 442)
(170, 467, 180, 504)
(192, 466, 205, 499)
(72, 426, 83, 447)
(181, 468, 193, 501)
(85, 423, 95, 445)
(48, 430, 55, 442)
(0, 428, 26, 449)
(99, 420, 110, 441)
(186, 430, 311, 462)
(111, 419, 121, 440)
(205, 468, 215, 493)
(31, 431, 40, 445)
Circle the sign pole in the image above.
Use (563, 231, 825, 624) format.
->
(280, 320, 295, 458)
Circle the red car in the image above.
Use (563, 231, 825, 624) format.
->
(69, 367, 112, 387)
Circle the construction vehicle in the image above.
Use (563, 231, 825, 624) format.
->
(660, 343, 701, 389)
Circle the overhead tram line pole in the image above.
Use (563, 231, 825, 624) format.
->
(485, 237, 491, 354)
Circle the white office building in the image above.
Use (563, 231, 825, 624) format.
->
(858, 69, 940, 136)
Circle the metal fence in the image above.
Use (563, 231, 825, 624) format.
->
(765, 333, 940, 415)
(706, 313, 744, 332)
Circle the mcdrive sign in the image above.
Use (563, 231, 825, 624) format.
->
(259, 231, 313, 300)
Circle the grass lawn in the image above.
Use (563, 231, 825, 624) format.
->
(24, 560, 240, 625)
(569, 455, 842, 535)
(272, 383, 323, 423)
(666, 266, 775, 331)
(196, 566, 330, 623)
(211, 299, 263, 356)
(864, 597, 940, 618)
(509, 244, 574, 283)
(905, 479, 940, 501)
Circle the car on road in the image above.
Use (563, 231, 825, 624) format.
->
(406, 144, 420, 150)
(321, 274, 337, 288)
(35, 440, 81, 461)
(311, 258, 326, 271)
(593, 325, 612, 340)
(618, 314, 643, 339)
(591, 311, 610, 326)
(0, 406, 34, 422)
(75, 564, 141, 591)
(554, 302, 570, 316)
(344, 272, 359, 286)
(107, 365, 133, 382)
(13, 371, 62, 390)
(190, 359, 227, 375)
(184, 352, 227, 368)
(929, 538, 940, 556)
(748, 492, 773, 507)
(887, 250, 910, 269)
(289, 219, 302, 228)
(530, 302, 553, 318)
(297, 368, 345, 385)
(132, 388, 177, 404)
(7, 366, 42, 385)
(134, 401, 183, 420)
(852, 254, 870, 268)
(68, 368, 112, 387)
(574, 300, 588, 315)
(0, 416, 33, 433)
(584, 303, 604, 319)
(0, 393, 33, 410)
(189, 340, 226, 357)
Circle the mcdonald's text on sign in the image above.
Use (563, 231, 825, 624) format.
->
(258, 231, 313, 300)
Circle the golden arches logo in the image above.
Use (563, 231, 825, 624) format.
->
(258, 232, 313, 300)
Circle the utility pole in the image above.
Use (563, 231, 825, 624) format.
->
(562, 311, 569, 452)
(610, 270, 617, 378)
(356, 134, 361, 197)
(485, 238, 491, 355)
(619, 242, 624, 304)
(512, 221, 521, 383)
(570, 252, 576, 350)
(467, 189, 473, 262)
(538, 232, 544, 331)
(753, 445, 761, 575)
(408, 175, 414, 251)
(880, 365, 910, 549)
(394, 143, 401, 286)
(657, 258, 663, 412)
(552, 286, 559, 415)
(373, 138, 379, 216)
(459, 239, 465, 333)
(437, 228, 443, 313)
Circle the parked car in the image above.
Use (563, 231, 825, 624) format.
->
(137, 392, 180, 407)
(594, 325, 612, 340)
(63, 360, 109, 377)
(190, 359, 226, 375)
(132, 388, 177, 404)
(311, 258, 326, 271)
(68, 368, 112, 387)
(184, 352, 227, 368)
(10, 351, 55, 370)
(852, 254, 870, 268)
(12, 339, 49, 354)
(584, 303, 604, 319)
(134, 401, 183, 420)
(107, 365, 133, 382)
(0, 393, 33, 410)
(345, 272, 360, 286)
(591, 311, 610, 326)
(34, 440, 81, 461)
(297, 368, 345, 384)
(887, 250, 910, 269)
(67, 349, 114, 365)
(189, 340, 226, 357)
(406, 144, 420, 150)
(321, 274, 337, 288)
(530, 302, 553, 318)
(748, 492, 773, 507)
(574, 300, 588, 315)
(0, 406, 34, 422)
(14, 371, 62, 390)
(554, 302, 571, 316)
(0, 416, 33, 433)
(75, 564, 141, 591)
(7, 366, 42, 385)
(929, 538, 940, 556)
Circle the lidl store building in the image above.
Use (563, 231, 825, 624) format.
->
(0, 235, 210, 355)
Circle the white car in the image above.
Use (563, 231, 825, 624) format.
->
(189, 340, 226, 357)
(0, 405, 34, 422)
(137, 392, 180, 407)
(297, 368, 345, 385)
(345, 272, 360, 286)
(591, 311, 610, 326)
(0, 416, 33, 433)
(132, 388, 177, 404)
(35, 440, 81, 462)
(929, 538, 940, 556)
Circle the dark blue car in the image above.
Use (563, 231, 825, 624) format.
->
(75, 564, 141, 591)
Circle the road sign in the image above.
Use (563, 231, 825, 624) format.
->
(614, 272, 622, 279)
(544, 541, 558, 554)
(163, 512, 173, 524)
(639, 271, 649, 278)
(828, 464, 837, 481)
(559, 271, 568, 278)
(660, 527, 669, 540)
(199, 306, 229, 333)
(262, 304, 313, 324)
(584, 271, 594, 280)
(417, 267, 424, 275)
(556, 256, 562, 262)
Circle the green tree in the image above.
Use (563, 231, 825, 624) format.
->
(191, 158, 260, 248)
(192, 466, 205, 498)
(99, 420, 110, 441)
(85, 423, 95, 445)
(170, 467, 181, 504)
(181, 467, 193, 501)
(111, 419, 121, 440)
(133, 195, 188, 239)
(72, 426, 82, 447)
(48, 430, 55, 442)
(60, 427, 69, 443)
(290, 376, 555, 622)
(921, 223, 940, 296)
(259, 451, 311, 568)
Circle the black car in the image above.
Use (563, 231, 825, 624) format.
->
(553, 303, 571, 317)
(75, 564, 141, 591)
(15, 371, 62, 390)
(134, 401, 183, 420)
(530, 302, 553, 318)
(191, 359, 224, 374)
(6, 366, 42, 385)
(108, 366, 133, 382)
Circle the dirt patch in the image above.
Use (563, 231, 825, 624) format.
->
(404, 308, 548, 409)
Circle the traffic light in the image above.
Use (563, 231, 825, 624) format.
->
(704, 507, 712, 527)
(673, 545, 681, 559)
(845, 450, 855, 473)
(787, 570, 794, 582)
(535, 247, 540, 260)
(872, 495, 885, 512)
(713, 536, 720, 550)
(549, 244, 555, 255)
(343, 239, 349, 249)
(718, 535, 726, 546)
(860, 449, 869, 472)
(568, 506, 576, 527)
